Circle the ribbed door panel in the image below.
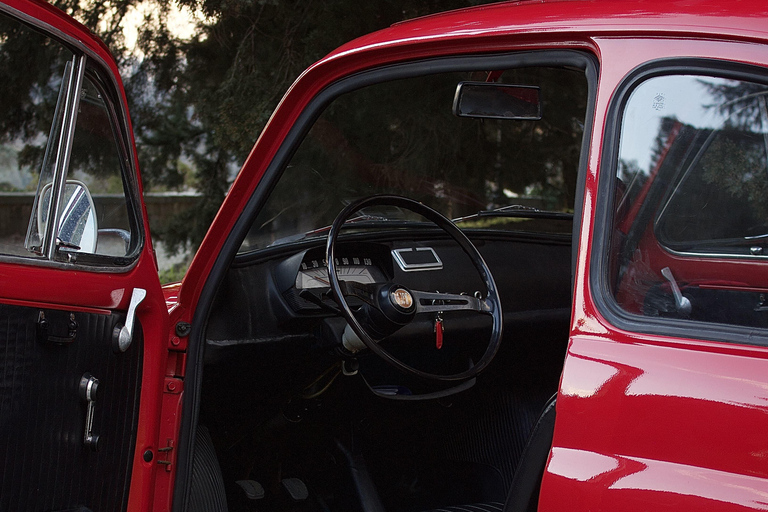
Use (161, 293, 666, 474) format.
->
(0, 303, 142, 512)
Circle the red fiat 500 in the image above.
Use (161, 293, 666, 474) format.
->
(1, 1, 767, 511)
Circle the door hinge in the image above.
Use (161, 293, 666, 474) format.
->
(154, 375, 184, 506)
(166, 351, 187, 378)
(164, 377, 183, 394)
(157, 439, 174, 472)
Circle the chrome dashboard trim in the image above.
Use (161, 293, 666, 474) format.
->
(392, 247, 442, 272)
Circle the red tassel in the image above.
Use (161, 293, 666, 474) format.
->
(435, 317, 444, 349)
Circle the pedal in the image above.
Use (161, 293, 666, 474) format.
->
(236, 480, 265, 500)
(281, 478, 309, 501)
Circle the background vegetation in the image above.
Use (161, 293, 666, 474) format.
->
(60, 0, 499, 267)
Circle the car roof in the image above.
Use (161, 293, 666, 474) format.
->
(325, 0, 768, 62)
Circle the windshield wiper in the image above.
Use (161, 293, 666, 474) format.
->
(453, 204, 573, 223)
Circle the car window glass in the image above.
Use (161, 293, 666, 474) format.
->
(611, 74, 768, 329)
(0, 11, 73, 258)
(239, 66, 587, 252)
(67, 75, 133, 257)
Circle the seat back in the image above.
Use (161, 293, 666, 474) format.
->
(503, 395, 557, 512)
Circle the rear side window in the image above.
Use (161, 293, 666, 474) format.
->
(608, 73, 768, 330)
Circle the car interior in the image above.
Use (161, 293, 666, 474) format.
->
(190, 53, 593, 512)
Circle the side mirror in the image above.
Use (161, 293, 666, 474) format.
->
(453, 82, 542, 120)
(37, 180, 98, 254)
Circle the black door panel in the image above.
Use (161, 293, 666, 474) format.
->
(0, 303, 142, 512)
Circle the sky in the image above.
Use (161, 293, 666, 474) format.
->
(119, 0, 204, 52)
(619, 75, 746, 173)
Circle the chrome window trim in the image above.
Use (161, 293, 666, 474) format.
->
(44, 54, 86, 260)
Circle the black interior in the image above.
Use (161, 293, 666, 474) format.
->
(200, 229, 571, 512)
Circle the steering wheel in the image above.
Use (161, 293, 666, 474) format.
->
(326, 195, 503, 382)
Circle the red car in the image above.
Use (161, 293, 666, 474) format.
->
(1, 0, 767, 511)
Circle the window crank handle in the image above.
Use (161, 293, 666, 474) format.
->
(661, 267, 692, 316)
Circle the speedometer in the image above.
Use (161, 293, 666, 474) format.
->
(295, 262, 382, 289)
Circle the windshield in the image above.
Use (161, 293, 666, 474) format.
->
(239, 64, 588, 252)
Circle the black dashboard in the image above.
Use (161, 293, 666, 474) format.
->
(205, 231, 573, 356)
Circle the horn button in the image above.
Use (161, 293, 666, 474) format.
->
(390, 288, 414, 311)
(363, 284, 417, 337)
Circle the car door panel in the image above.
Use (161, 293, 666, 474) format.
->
(0, 302, 142, 511)
(539, 36, 768, 512)
(543, 335, 768, 511)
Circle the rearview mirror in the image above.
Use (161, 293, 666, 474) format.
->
(453, 82, 541, 120)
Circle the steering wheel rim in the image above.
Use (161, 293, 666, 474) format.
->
(326, 194, 503, 382)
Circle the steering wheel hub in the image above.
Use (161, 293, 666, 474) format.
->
(390, 288, 414, 311)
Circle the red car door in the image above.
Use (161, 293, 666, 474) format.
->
(542, 35, 768, 512)
(0, 1, 167, 510)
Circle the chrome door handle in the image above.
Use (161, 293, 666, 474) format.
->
(112, 288, 146, 353)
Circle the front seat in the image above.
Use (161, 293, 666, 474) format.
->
(424, 395, 557, 512)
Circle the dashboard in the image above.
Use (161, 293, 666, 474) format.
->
(206, 233, 573, 350)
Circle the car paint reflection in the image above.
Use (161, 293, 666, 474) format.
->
(549, 447, 768, 510)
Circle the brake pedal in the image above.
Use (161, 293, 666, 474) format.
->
(281, 478, 309, 501)
(236, 480, 265, 501)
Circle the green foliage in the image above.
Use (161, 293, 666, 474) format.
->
(246, 65, 587, 249)
(701, 133, 768, 223)
(158, 259, 190, 284)
(116, 0, 502, 257)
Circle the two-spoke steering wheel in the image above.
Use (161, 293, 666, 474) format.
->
(326, 195, 503, 383)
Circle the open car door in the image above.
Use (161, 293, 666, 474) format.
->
(0, 1, 167, 510)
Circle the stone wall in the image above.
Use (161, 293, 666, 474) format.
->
(0, 192, 200, 238)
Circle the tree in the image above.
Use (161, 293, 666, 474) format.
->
(4, 0, 587, 276)
(122, 0, 501, 259)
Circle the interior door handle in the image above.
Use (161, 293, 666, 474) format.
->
(112, 288, 146, 353)
(661, 267, 691, 316)
(36, 310, 77, 344)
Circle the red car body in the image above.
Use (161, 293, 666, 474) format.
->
(1, 0, 768, 511)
